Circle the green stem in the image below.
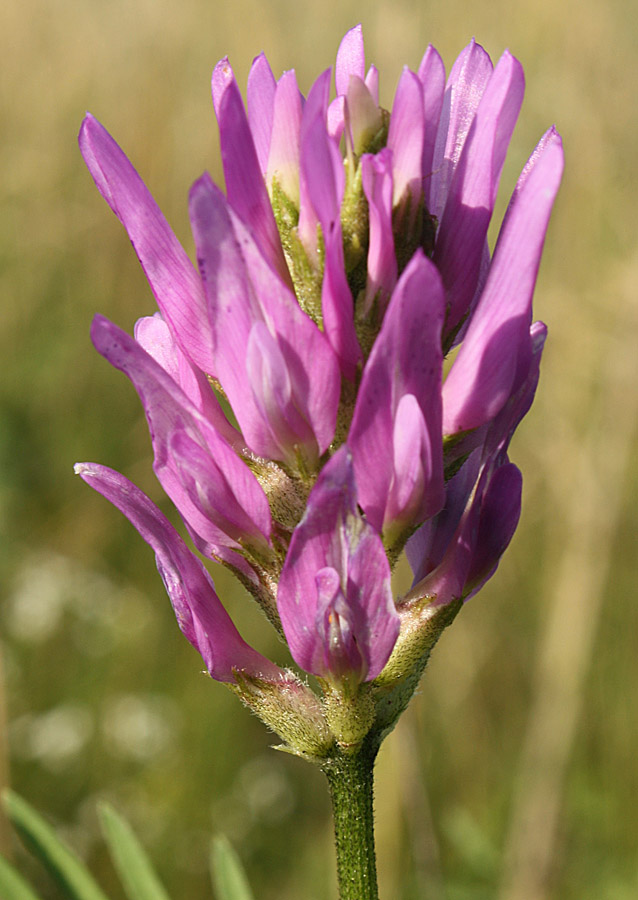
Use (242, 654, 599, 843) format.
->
(323, 739, 380, 900)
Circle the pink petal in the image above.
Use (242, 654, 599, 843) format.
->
(361, 148, 397, 315)
(246, 321, 315, 459)
(442, 128, 564, 434)
(406, 449, 481, 583)
(266, 69, 304, 204)
(277, 449, 399, 682)
(386, 393, 434, 525)
(189, 174, 340, 463)
(387, 68, 425, 209)
(327, 94, 346, 143)
(79, 114, 213, 374)
(211, 58, 290, 284)
(91, 315, 272, 553)
(300, 78, 362, 379)
(464, 462, 522, 596)
(349, 251, 446, 533)
(134, 314, 242, 449)
(417, 45, 446, 185)
(300, 78, 345, 228)
(434, 51, 525, 334)
(298, 70, 331, 249)
(246, 52, 277, 174)
(429, 41, 493, 217)
(365, 64, 379, 105)
(321, 225, 362, 381)
(75, 463, 282, 682)
(335, 24, 365, 96)
(346, 75, 382, 155)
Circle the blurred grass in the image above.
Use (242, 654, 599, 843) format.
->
(1, 0, 637, 897)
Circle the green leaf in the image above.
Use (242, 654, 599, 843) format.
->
(98, 803, 171, 900)
(2, 790, 110, 900)
(0, 852, 44, 900)
(210, 835, 255, 900)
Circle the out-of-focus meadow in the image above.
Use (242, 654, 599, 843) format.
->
(1, 0, 637, 897)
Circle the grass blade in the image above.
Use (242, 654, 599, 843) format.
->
(98, 803, 171, 900)
(210, 834, 254, 900)
(2, 791, 110, 900)
(0, 852, 44, 900)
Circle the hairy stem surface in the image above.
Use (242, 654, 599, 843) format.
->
(324, 739, 380, 900)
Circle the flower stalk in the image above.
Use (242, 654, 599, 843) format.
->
(323, 739, 380, 900)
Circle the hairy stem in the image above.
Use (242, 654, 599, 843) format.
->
(324, 739, 380, 900)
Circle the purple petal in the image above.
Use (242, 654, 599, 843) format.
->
(417, 45, 446, 184)
(169, 429, 272, 552)
(277, 449, 399, 682)
(345, 76, 382, 155)
(464, 462, 522, 596)
(482, 319, 547, 460)
(442, 128, 564, 435)
(266, 69, 304, 204)
(245, 321, 315, 458)
(405, 454, 493, 607)
(299, 82, 362, 379)
(321, 225, 362, 381)
(74, 463, 282, 683)
(335, 24, 365, 97)
(434, 51, 525, 334)
(406, 449, 482, 583)
(91, 315, 272, 554)
(134, 314, 242, 449)
(79, 115, 213, 374)
(387, 68, 425, 209)
(211, 58, 290, 284)
(407, 320, 546, 586)
(300, 77, 345, 229)
(349, 251, 445, 533)
(189, 174, 340, 464)
(298, 70, 331, 251)
(361, 148, 397, 314)
(416, 453, 522, 606)
(314, 567, 367, 682)
(365, 64, 379, 105)
(429, 41, 493, 217)
(327, 94, 346, 143)
(501, 126, 560, 226)
(246, 52, 277, 174)
(385, 394, 434, 526)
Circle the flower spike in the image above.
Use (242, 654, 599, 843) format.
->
(79, 26, 562, 770)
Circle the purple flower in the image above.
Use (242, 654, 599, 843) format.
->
(277, 449, 399, 685)
(74, 463, 280, 684)
(77, 25, 562, 728)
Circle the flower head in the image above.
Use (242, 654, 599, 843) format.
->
(77, 26, 562, 748)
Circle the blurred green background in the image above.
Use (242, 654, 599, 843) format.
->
(1, 0, 637, 897)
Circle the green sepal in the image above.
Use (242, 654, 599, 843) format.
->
(231, 670, 333, 761)
(0, 852, 44, 900)
(2, 790, 110, 900)
(442, 429, 476, 483)
(98, 803, 170, 900)
(210, 835, 255, 900)
(321, 681, 375, 752)
(270, 177, 299, 233)
(270, 178, 324, 326)
(341, 163, 369, 281)
(358, 107, 390, 157)
(370, 598, 462, 738)
(392, 194, 437, 275)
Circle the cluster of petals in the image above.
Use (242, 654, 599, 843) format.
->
(77, 25, 563, 692)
